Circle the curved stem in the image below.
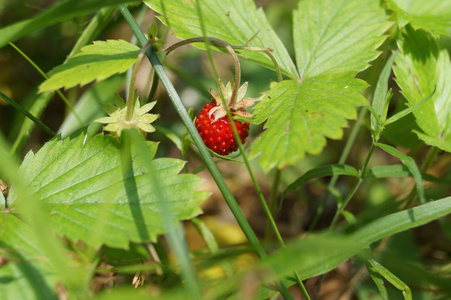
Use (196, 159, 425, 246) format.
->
(164, 37, 241, 106)
(233, 45, 283, 82)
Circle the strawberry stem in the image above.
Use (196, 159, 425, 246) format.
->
(233, 45, 283, 82)
(163, 37, 241, 107)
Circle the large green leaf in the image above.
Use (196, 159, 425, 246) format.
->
(39, 40, 140, 92)
(249, 74, 367, 172)
(388, 0, 451, 36)
(144, 0, 298, 79)
(294, 0, 391, 78)
(7, 131, 209, 249)
(393, 28, 451, 152)
(0, 0, 140, 49)
(249, 0, 389, 172)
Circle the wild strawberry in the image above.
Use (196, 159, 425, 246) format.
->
(196, 101, 250, 155)
(195, 81, 256, 155)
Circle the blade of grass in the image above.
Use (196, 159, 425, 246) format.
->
(121, 129, 201, 298)
(281, 164, 359, 206)
(0, 91, 56, 138)
(9, 91, 54, 155)
(118, 4, 294, 299)
(207, 196, 451, 298)
(367, 259, 412, 300)
(309, 107, 368, 232)
(9, 42, 84, 127)
(117, 3, 265, 260)
(192, 218, 234, 276)
(371, 51, 397, 135)
(191, 1, 301, 296)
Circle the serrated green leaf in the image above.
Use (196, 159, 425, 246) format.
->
(144, 0, 297, 79)
(7, 132, 208, 249)
(293, 0, 391, 78)
(39, 40, 140, 92)
(249, 74, 367, 172)
(393, 27, 451, 152)
(413, 130, 451, 153)
(388, 0, 451, 36)
(0, 0, 141, 49)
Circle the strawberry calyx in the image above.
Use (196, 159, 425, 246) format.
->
(208, 80, 257, 123)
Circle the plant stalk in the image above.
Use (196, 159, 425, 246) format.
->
(118, 4, 294, 299)
(118, 2, 266, 259)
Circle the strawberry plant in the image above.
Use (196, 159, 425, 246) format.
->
(0, 0, 451, 299)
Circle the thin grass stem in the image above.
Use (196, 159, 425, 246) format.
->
(0, 92, 56, 137)
(9, 43, 84, 127)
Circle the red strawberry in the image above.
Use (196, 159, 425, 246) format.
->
(196, 100, 250, 155)
(195, 81, 256, 155)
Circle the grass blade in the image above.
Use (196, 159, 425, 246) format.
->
(0, 91, 55, 138)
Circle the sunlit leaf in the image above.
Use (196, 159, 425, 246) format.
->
(388, 0, 451, 36)
(249, 74, 367, 172)
(7, 131, 209, 249)
(39, 40, 140, 92)
(294, 0, 391, 78)
(144, 0, 298, 79)
(248, 0, 390, 171)
(393, 27, 451, 152)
